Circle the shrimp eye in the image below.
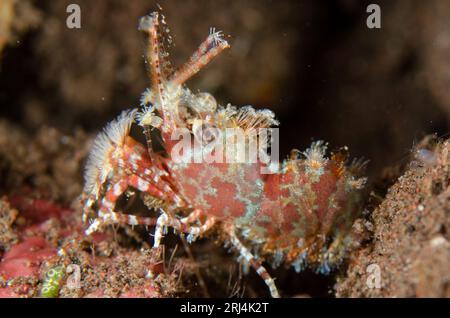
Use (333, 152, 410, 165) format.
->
(193, 120, 222, 147)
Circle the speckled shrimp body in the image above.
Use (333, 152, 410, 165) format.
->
(81, 11, 367, 298)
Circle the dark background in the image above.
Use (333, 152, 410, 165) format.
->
(1, 0, 449, 179)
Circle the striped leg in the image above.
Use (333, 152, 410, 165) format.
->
(128, 174, 185, 209)
(169, 28, 230, 86)
(82, 194, 96, 225)
(180, 208, 204, 224)
(82, 172, 182, 228)
(173, 216, 216, 243)
(153, 210, 216, 247)
(85, 178, 158, 235)
(138, 12, 174, 130)
(85, 213, 157, 236)
(122, 145, 187, 209)
(85, 218, 103, 236)
(228, 228, 280, 298)
(84, 169, 187, 236)
(153, 212, 169, 248)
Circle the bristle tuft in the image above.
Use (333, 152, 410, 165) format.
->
(303, 140, 328, 172)
(209, 27, 228, 47)
(83, 109, 136, 197)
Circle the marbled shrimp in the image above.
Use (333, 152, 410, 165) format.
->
(81, 11, 367, 298)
